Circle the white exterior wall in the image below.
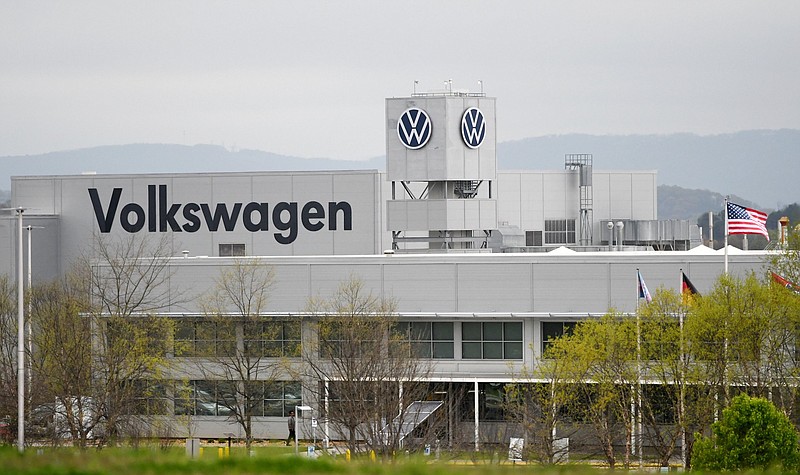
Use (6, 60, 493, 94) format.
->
(5, 169, 658, 281)
(497, 170, 657, 245)
(8, 171, 388, 279)
(152, 250, 759, 316)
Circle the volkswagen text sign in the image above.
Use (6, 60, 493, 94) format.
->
(461, 107, 486, 149)
(397, 108, 432, 150)
(88, 185, 352, 245)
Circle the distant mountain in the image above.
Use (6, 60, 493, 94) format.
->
(496, 130, 800, 209)
(0, 143, 385, 185)
(656, 185, 757, 220)
(2, 129, 798, 211)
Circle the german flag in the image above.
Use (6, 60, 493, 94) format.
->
(681, 272, 699, 305)
(771, 271, 800, 294)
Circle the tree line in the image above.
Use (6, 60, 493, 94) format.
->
(504, 234, 800, 467)
(0, 234, 432, 456)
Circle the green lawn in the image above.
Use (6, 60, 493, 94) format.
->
(0, 445, 789, 475)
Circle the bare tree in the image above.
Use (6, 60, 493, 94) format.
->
(0, 276, 17, 443)
(83, 234, 181, 445)
(195, 258, 286, 450)
(303, 276, 434, 458)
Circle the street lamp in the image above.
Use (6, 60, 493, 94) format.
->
(294, 405, 312, 455)
(25, 225, 43, 392)
(14, 208, 26, 452)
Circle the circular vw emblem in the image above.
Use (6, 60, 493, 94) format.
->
(397, 108, 432, 150)
(461, 107, 486, 149)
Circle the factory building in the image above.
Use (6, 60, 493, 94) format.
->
(1, 91, 760, 444)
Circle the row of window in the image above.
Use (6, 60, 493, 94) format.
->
(173, 320, 527, 360)
(131, 380, 301, 417)
(393, 321, 523, 360)
(175, 320, 301, 357)
(131, 379, 676, 424)
(121, 319, 583, 361)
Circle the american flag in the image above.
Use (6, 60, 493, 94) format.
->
(726, 201, 769, 241)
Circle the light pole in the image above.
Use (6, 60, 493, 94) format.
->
(15, 207, 26, 452)
(295, 405, 312, 455)
(25, 225, 43, 393)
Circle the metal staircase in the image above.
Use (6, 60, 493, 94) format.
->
(384, 400, 444, 445)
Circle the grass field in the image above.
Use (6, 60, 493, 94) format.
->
(0, 445, 792, 475)
(0, 445, 603, 475)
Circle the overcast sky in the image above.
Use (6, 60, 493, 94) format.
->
(1, 1, 798, 160)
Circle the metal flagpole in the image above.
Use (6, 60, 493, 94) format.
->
(724, 196, 729, 274)
(721, 199, 730, 413)
(679, 268, 687, 468)
(635, 269, 642, 466)
(16, 208, 25, 452)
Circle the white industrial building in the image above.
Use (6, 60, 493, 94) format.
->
(0, 91, 763, 444)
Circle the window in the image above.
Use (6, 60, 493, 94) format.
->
(643, 385, 676, 424)
(106, 317, 171, 356)
(174, 380, 236, 416)
(265, 381, 302, 417)
(174, 380, 300, 418)
(129, 380, 169, 415)
(544, 219, 576, 245)
(462, 322, 523, 360)
(175, 320, 236, 357)
(460, 382, 510, 421)
(393, 322, 454, 359)
(219, 243, 246, 257)
(244, 320, 301, 357)
(244, 380, 302, 417)
(320, 320, 381, 359)
(526, 231, 543, 247)
(541, 321, 576, 355)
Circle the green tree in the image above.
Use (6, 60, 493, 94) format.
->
(692, 394, 799, 471)
(547, 312, 639, 468)
(638, 288, 691, 467)
(770, 220, 800, 287)
(638, 287, 720, 469)
(28, 270, 92, 444)
(685, 273, 800, 416)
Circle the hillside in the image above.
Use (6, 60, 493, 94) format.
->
(656, 186, 757, 220)
(496, 130, 800, 209)
(0, 144, 385, 183)
(3, 130, 798, 218)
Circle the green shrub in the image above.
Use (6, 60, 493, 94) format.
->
(692, 394, 799, 471)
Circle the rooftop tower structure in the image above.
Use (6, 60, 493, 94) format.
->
(386, 86, 498, 251)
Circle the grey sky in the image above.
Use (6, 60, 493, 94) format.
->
(1, 1, 798, 160)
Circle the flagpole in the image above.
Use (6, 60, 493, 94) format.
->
(635, 269, 642, 467)
(679, 268, 686, 468)
(724, 196, 729, 274)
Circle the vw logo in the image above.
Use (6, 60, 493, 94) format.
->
(397, 108, 432, 150)
(461, 107, 486, 149)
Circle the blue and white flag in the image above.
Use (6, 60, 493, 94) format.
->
(637, 270, 652, 303)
